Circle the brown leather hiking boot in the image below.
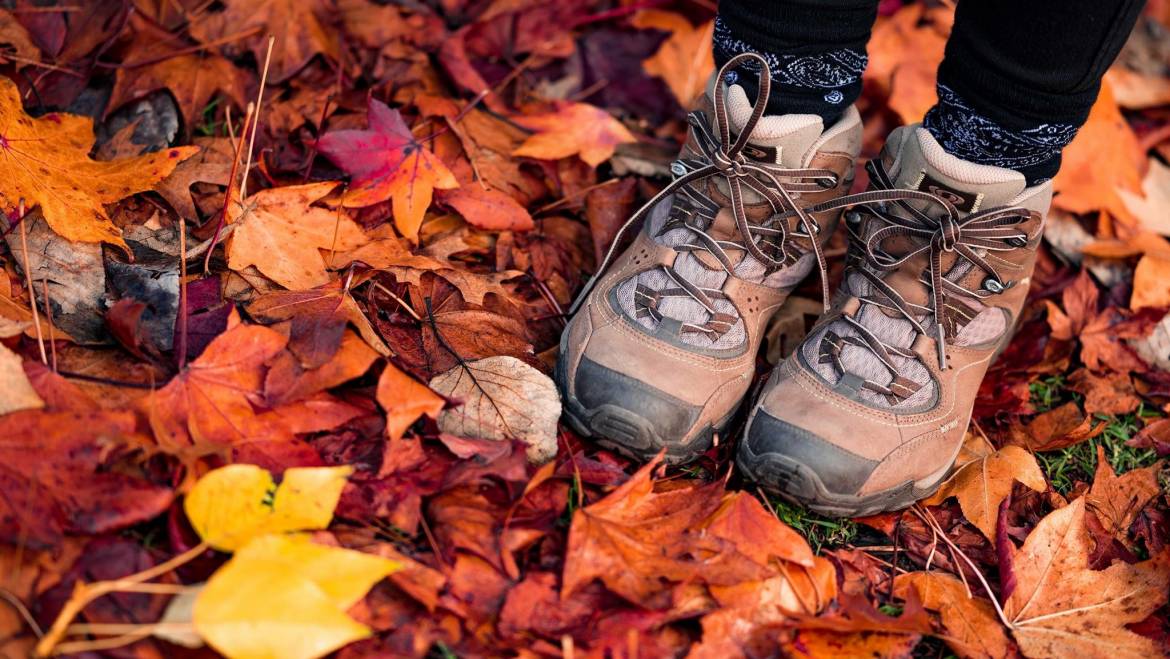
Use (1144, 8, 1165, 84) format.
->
(555, 53, 862, 463)
(738, 125, 1052, 516)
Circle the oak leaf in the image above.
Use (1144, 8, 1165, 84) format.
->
(923, 445, 1047, 542)
(632, 10, 714, 106)
(193, 534, 398, 659)
(317, 98, 458, 242)
(0, 76, 197, 246)
(185, 464, 352, 551)
(512, 102, 637, 167)
(226, 181, 368, 291)
(1002, 498, 1170, 658)
(893, 571, 1013, 659)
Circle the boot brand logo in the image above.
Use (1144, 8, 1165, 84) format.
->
(741, 143, 778, 163)
(913, 171, 984, 213)
(938, 418, 959, 434)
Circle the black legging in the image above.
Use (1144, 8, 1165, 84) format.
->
(715, 0, 1146, 181)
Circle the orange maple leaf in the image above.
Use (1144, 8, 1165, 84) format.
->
(317, 98, 458, 242)
(512, 102, 636, 167)
(0, 76, 197, 246)
(633, 10, 715, 107)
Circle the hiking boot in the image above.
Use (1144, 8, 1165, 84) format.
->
(738, 125, 1051, 516)
(555, 53, 862, 464)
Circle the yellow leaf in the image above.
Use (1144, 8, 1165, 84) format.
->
(0, 76, 197, 247)
(184, 464, 352, 551)
(193, 534, 399, 659)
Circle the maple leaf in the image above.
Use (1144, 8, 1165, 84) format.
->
(867, 4, 952, 123)
(512, 102, 637, 167)
(1119, 158, 1170, 238)
(144, 323, 289, 450)
(632, 10, 715, 107)
(317, 98, 458, 242)
(923, 445, 1048, 542)
(0, 409, 173, 546)
(893, 572, 1013, 659)
(1052, 81, 1144, 221)
(376, 361, 444, 440)
(189, 0, 339, 83)
(0, 76, 197, 246)
(107, 27, 249, 128)
(246, 283, 390, 369)
(155, 136, 235, 220)
(1132, 253, 1170, 310)
(265, 329, 380, 406)
(438, 185, 534, 232)
(1085, 445, 1162, 543)
(1001, 498, 1170, 658)
(226, 181, 368, 291)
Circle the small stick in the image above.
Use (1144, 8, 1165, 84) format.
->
(239, 36, 274, 201)
(177, 215, 189, 369)
(16, 200, 47, 365)
(40, 277, 56, 372)
(203, 103, 253, 274)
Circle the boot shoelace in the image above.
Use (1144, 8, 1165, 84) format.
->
(807, 158, 1038, 402)
(571, 52, 841, 329)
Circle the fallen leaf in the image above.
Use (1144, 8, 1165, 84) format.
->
(632, 10, 715, 106)
(429, 356, 560, 464)
(156, 136, 235, 220)
(0, 342, 43, 415)
(265, 329, 380, 405)
(144, 323, 288, 449)
(1131, 254, 1170, 310)
(189, 0, 339, 83)
(247, 283, 391, 368)
(1002, 498, 1170, 658)
(0, 76, 197, 246)
(923, 445, 1047, 542)
(317, 98, 458, 242)
(185, 464, 352, 551)
(377, 361, 444, 440)
(1086, 445, 1161, 542)
(226, 182, 367, 290)
(438, 185, 534, 232)
(193, 533, 398, 659)
(893, 571, 1013, 659)
(1119, 158, 1170, 238)
(512, 102, 637, 167)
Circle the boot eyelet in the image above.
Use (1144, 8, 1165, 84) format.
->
(845, 210, 862, 226)
(670, 160, 687, 178)
(982, 277, 1005, 294)
(817, 176, 836, 189)
(1007, 236, 1028, 247)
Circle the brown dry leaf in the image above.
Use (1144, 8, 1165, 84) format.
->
(1068, 369, 1140, 416)
(1085, 445, 1161, 542)
(893, 572, 1013, 659)
(632, 10, 715, 106)
(1014, 401, 1101, 452)
(0, 77, 197, 246)
(1052, 81, 1144, 222)
(108, 30, 249, 127)
(513, 102, 637, 167)
(189, 0, 339, 83)
(1002, 498, 1170, 658)
(376, 361, 444, 440)
(247, 284, 391, 367)
(0, 9, 39, 64)
(156, 137, 235, 220)
(265, 329, 380, 406)
(226, 182, 368, 290)
(923, 445, 1047, 542)
(0, 342, 43, 415)
(428, 356, 561, 464)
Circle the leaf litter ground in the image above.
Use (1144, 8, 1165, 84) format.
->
(0, 1, 1169, 657)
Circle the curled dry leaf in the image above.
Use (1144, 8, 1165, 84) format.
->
(428, 356, 560, 464)
(184, 464, 352, 551)
(923, 445, 1047, 542)
(512, 102, 637, 167)
(0, 77, 197, 247)
(1002, 498, 1170, 659)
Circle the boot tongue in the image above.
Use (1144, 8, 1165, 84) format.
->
(892, 127, 1026, 213)
(722, 84, 824, 168)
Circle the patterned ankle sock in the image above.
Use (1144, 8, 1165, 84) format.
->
(923, 84, 1078, 186)
(712, 15, 867, 126)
